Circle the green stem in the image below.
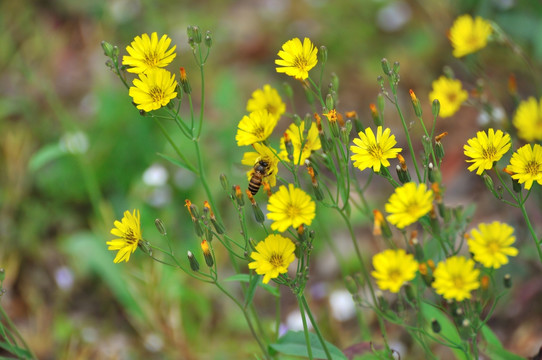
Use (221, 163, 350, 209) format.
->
(392, 93, 422, 181)
(0, 304, 38, 359)
(519, 201, 542, 262)
(300, 294, 333, 360)
(296, 295, 314, 360)
(154, 118, 197, 173)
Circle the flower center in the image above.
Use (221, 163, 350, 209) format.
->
(482, 145, 497, 160)
(149, 86, 165, 102)
(487, 240, 501, 254)
(269, 253, 284, 268)
(144, 51, 159, 67)
(368, 144, 384, 160)
(286, 203, 301, 218)
(387, 268, 402, 282)
(293, 55, 308, 70)
(526, 160, 541, 175)
(254, 126, 266, 139)
(446, 92, 458, 103)
(452, 275, 465, 289)
(266, 104, 277, 115)
(124, 229, 138, 245)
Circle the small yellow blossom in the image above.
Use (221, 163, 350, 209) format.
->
(122, 32, 177, 74)
(429, 76, 469, 118)
(275, 38, 318, 80)
(248, 234, 296, 284)
(385, 183, 434, 229)
(246, 85, 286, 122)
(107, 209, 142, 263)
(432, 256, 480, 301)
(236, 110, 278, 146)
(464, 129, 511, 175)
(350, 126, 402, 172)
(512, 97, 542, 142)
(128, 68, 177, 112)
(267, 184, 316, 232)
(468, 221, 518, 269)
(279, 122, 321, 165)
(449, 14, 492, 58)
(371, 249, 418, 293)
(507, 143, 542, 190)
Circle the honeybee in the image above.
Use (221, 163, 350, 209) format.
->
(248, 159, 271, 195)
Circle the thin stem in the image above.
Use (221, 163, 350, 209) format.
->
(300, 294, 333, 360)
(296, 295, 314, 360)
(392, 92, 422, 181)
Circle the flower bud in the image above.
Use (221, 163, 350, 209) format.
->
(404, 283, 416, 304)
(392, 61, 400, 75)
(293, 114, 302, 126)
(179, 67, 192, 95)
(303, 83, 315, 106)
(155, 219, 167, 235)
(504, 274, 512, 288)
(344, 275, 358, 295)
(325, 93, 334, 111)
(481, 275, 490, 291)
(101, 41, 115, 58)
(201, 240, 214, 267)
(432, 99, 440, 118)
(319, 45, 328, 65)
(409, 89, 422, 117)
(377, 94, 385, 123)
(282, 82, 294, 101)
(204, 30, 212, 48)
(220, 173, 229, 191)
(331, 72, 339, 93)
(297, 225, 307, 242)
(187, 251, 200, 271)
(283, 132, 294, 162)
(234, 185, 245, 206)
(211, 218, 225, 234)
(381, 58, 391, 76)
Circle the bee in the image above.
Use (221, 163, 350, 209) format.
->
(248, 159, 271, 195)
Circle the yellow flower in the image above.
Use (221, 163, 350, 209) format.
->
(432, 256, 480, 301)
(350, 126, 402, 172)
(512, 97, 542, 142)
(371, 249, 418, 293)
(107, 209, 142, 263)
(279, 122, 321, 165)
(248, 234, 296, 284)
(275, 37, 318, 80)
(507, 143, 542, 190)
(122, 32, 177, 74)
(246, 84, 286, 122)
(449, 14, 492, 58)
(467, 221, 518, 269)
(241, 143, 280, 187)
(428, 76, 468, 118)
(463, 129, 511, 175)
(385, 183, 433, 229)
(128, 68, 178, 112)
(236, 110, 278, 146)
(267, 184, 316, 232)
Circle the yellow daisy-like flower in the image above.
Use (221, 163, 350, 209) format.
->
(467, 221, 518, 269)
(107, 209, 142, 263)
(371, 249, 419, 293)
(128, 68, 178, 112)
(248, 234, 296, 284)
(513, 97, 542, 142)
(449, 14, 492, 58)
(432, 256, 480, 301)
(246, 84, 286, 122)
(122, 32, 177, 74)
(275, 37, 318, 80)
(385, 183, 434, 229)
(236, 110, 278, 146)
(463, 129, 511, 175)
(267, 184, 316, 232)
(350, 126, 402, 173)
(429, 76, 469, 118)
(507, 143, 542, 190)
(279, 122, 321, 165)
(241, 143, 280, 187)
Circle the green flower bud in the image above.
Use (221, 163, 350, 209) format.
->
(204, 30, 212, 48)
(220, 173, 229, 191)
(187, 251, 200, 271)
(504, 274, 512, 288)
(252, 203, 265, 223)
(282, 82, 294, 101)
(381, 58, 391, 76)
(331, 72, 339, 93)
(325, 93, 334, 111)
(344, 275, 358, 295)
(155, 219, 167, 235)
(211, 218, 225, 234)
(101, 41, 115, 57)
(319, 45, 327, 65)
(432, 99, 440, 118)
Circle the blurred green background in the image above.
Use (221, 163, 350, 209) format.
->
(2, 0, 542, 358)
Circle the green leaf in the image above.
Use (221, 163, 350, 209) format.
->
(156, 152, 194, 172)
(269, 330, 347, 360)
(28, 143, 66, 172)
(481, 326, 524, 360)
(224, 274, 280, 297)
(421, 302, 468, 360)
(0, 340, 33, 359)
(481, 325, 503, 349)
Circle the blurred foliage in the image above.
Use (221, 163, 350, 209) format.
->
(1, 0, 542, 358)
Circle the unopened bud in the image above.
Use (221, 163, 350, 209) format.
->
(319, 45, 327, 65)
(381, 58, 391, 75)
(481, 275, 490, 290)
(404, 283, 416, 304)
(201, 240, 214, 267)
(220, 173, 229, 191)
(330, 72, 339, 93)
(370, 103, 381, 127)
(204, 30, 212, 48)
(325, 94, 334, 111)
(234, 185, 245, 206)
(155, 219, 167, 235)
(297, 225, 307, 242)
(504, 274, 512, 288)
(251, 202, 265, 223)
(187, 251, 200, 271)
(282, 82, 294, 100)
(377, 94, 385, 124)
(344, 275, 358, 295)
(179, 67, 192, 94)
(409, 89, 422, 117)
(101, 41, 115, 58)
(432, 99, 440, 118)
(284, 132, 294, 162)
